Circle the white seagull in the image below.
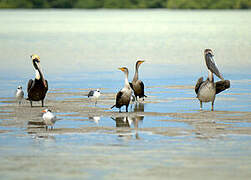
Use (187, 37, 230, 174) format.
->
(88, 89, 101, 105)
(42, 109, 57, 130)
(15, 86, 24, 105)
(89, 116, 100, 124)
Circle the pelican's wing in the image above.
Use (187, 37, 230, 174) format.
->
(215, 80, 230, 94)
(195, 77, 204, 94)
(27, 79, 33, 93)
(45, 80, 48, 91)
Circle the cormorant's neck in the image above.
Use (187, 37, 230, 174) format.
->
(124, 72, 130, 88)
(133, 64, 139, 82)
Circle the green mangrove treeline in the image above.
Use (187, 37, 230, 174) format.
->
(0, 0, 250, 9)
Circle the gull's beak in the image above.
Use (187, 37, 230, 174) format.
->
(205, 53, 224, 80)
(42, 110, 46, 113)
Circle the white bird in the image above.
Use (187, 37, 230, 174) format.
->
(15, 86, 24, 105)
(88, 89, 101, 105)
(42, 109, 57, 130)
(89, 116, 100, 124)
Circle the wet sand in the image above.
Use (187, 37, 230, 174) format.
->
(1, 86, 251, 137)
(1, 86, 251, 179)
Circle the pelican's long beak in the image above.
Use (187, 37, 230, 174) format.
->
(205, 53, 224, 80)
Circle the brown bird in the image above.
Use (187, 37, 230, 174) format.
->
(111, 67, 132, 112)
(27, 54, 48, 107)
(130, 60, 147, 101)
(195, 49, 230, 111)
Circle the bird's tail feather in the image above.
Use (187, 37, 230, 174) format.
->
(111, 105, 116, 109)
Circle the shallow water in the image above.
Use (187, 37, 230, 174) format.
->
(0, 9, 251, 179)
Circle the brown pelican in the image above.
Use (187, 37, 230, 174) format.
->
(27, 54, 48, 107)
(15, 85, 24, 105)
(111, 67, 132, 112)
(42, 109, 57, 130)
(130, 60, 147, 101)
(195, 49, 230, 111)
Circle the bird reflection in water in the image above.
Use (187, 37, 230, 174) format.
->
(27, 121, 56, 141)
(111, 113, 144, 139)
(133, 102, 144, 112)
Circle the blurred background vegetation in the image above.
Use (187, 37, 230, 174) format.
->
(0, 0, 250, 9)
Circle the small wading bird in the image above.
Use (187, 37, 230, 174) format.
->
(111, 67, 132, 112)
(88, 89, 101, 105)
(130, 60, 147, 101)
(195, 49, 230, 111)
(42, 109, 57, 130)
(89, 116, 100, 124)
(27, 54, 48, 107)
(15, 85, 24, 105)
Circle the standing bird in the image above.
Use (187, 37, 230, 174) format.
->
(15, 86, 24, 105)
(89, 116, 100, 124)
(195, 49, 230, 111)
(88, 89, 101, 105)
(111, 67, 132, 112)
(27, 54, 48, 107)
(130, 60, 147, 101)
(42, 109, 57, 130)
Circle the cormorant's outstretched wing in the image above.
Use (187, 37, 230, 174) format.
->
(27, 79, 33, 93)
(215, 80, 230, 94)
(195, 77, 204, 94)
